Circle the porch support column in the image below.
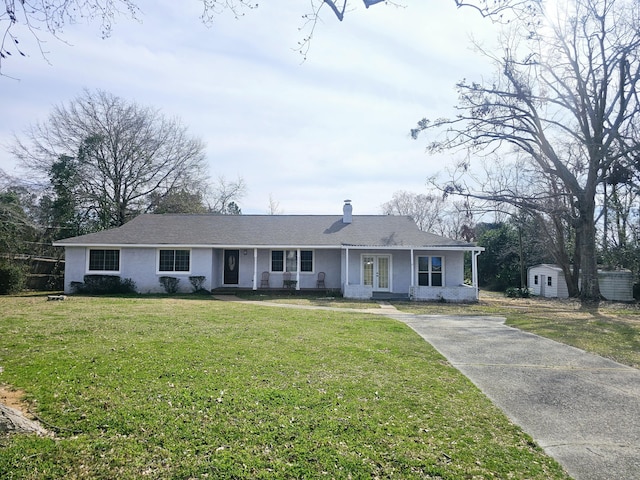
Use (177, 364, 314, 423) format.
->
(344, 247, 349, 290)
(472, 249, 481, 299)
(296, 248, 301, 290)
(410, 248, 415, 288)
(252, 248, 258, 290)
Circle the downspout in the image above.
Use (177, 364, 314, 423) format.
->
(252, 248, 258, 290)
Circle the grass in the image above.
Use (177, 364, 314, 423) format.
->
(393, 291, 640, 369)
(0, 295, 570, 479)
(232, 290, 640, 368)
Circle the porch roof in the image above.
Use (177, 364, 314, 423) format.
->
(54, 214, 479, 250)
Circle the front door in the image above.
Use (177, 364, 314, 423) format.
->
(224, 250, 239, 285)
(363, 255, 391, 292)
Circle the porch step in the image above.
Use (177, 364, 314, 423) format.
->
(371, 292, 410, 301)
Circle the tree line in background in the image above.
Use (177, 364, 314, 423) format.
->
(0, 89, 245, 293)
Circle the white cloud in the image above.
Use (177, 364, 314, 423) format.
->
(0, 0, 499, 214)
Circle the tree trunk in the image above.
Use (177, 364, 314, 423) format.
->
(577, 201, 601, 303)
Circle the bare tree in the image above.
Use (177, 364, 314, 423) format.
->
(208, 175, 246, 215)
(380, 189, 478, 241)
(267, 194, 283, 215)
(12, 89, 208, 229)
(380, 190, 445, 232)
(412, 0, 640, 303)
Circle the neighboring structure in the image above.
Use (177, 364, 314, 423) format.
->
(54, 201, 484, 302)
(528, 264, 634, 302)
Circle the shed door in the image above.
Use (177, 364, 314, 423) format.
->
(224, 250, 239, 285)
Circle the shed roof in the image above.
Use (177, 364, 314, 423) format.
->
(54, 214, 479, 249)
(529, 264, 565, 273)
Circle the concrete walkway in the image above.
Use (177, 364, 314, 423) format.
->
(214, 296, 640, 479)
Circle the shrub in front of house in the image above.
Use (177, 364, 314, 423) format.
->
(71, 275, 137, 294)
(189, 276, 208, 294)
(159, 276, 180, 294)
(0, 261, 27, 294)
(505, 287, 530, 298)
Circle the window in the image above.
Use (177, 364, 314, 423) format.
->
(271, 250, 284, 272)
(417, 256, 443, 287)
(158, 249, 190, 272)
(534, 275, 539, 285)
(547, 276, 552, 287)
(271, 250, 313, 272)
(88, 249, 120, 272)
(286, 250, 297, 272)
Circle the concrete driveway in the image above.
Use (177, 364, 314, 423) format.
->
(389, 312, 640, 480)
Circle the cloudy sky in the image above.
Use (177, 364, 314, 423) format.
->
(1, 1, 499, 215)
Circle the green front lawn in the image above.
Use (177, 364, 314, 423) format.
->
(0, 296, 569, 479)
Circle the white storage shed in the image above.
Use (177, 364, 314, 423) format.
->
(528, 264, 634, 302)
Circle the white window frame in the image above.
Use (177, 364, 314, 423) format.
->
(86, 248, 121, 274)
(299, 250, 314, 273)
(156, 248, 192, 274)
(270, 249, 314, 273)
(361, 254, 392, 291)
(416, 255, 445, 287)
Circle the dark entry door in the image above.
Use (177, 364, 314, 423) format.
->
(224, 250, 239, 285)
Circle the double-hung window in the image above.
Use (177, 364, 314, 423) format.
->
(300, 251, 313, 272)
(88, 249, 120, 272)
(417, 256, 443, 287)
(158, 249, 190, 272)
(271, 250, 313, 272)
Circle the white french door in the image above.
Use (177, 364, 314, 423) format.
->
(362, 255, 391, 292)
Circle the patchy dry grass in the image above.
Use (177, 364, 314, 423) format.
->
(0, 295, 569, 479)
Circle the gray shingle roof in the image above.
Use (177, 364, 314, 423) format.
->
(54, 214, 477, 249)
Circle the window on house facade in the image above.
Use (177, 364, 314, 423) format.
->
(547, 276, 552, 287)
(88, 249, 120, 272)
(158, 249, 190, 272)
(300, 250, 313, 272)
(534, 275, 539, 285)
(271, 250, 313, 272)
(417, 256, 443, 287)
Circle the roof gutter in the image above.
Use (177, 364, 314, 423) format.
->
(54, 242, 484, 252)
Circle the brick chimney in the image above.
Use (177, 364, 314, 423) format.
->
(343, 199, 352, 224)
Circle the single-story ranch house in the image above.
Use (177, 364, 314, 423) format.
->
(54, 201, 484, 302)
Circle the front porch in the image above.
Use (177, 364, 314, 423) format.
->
(211, 287, 341, 296)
